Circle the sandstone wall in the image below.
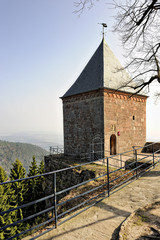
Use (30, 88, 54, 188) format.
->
(104, 90, 147, 154)
(62, 89, 147, 158)
(62, 90, 104, 156)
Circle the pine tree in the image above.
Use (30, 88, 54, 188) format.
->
(0, 166, 17, 239)
(37, 160, 45, 198)
(25, 157, 46, 225)
(10, 159, 26, 206)
(27, 155, 39, 202)
(10, 159, 27, 234)
(38, 160, 44, 175)
(28, 156, 38, 177)
(9, 160, 31, 239)
(0, 166, 7, 182)
(37, 160, 45, 213)
(26, 156, 39, 217)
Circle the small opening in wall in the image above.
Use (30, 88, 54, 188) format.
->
(133, 115, 135, 120)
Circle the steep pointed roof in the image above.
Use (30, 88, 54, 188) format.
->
(62, 38, 143, 98)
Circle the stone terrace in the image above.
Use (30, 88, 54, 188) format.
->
(24, 162, 160, 240)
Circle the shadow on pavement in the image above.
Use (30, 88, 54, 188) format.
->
(142, 170, 160, 177)
(38, 202, 130, 240)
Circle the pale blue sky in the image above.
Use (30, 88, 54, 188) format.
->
(0, 0, 159, 142)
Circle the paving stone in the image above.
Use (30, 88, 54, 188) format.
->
(24, 163, 160, 240)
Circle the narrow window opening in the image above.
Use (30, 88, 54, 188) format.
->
(133, 115, 135, 120)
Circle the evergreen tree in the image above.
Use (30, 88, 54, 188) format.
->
(0, 166, 7, 182)
(27, 155, 39, 201)
(37, 160, 45, 197)
(10, 159, 26, 206)
(10, 159, 28, 236)
(0, 166, 17, 239)
(38, 159, 44, 175)
(37, 160, 45, 212)
(26, 156, 39, 216)
(25, 157, 46, 225)
(9, 160, 31, 239)
(28, 155, 38, 177)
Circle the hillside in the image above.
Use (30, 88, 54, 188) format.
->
(0, 140, 48, 174)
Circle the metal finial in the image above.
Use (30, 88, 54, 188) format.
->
(98, 23, 107, 38)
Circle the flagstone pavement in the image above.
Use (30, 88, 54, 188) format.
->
(24, 163, 160, 240)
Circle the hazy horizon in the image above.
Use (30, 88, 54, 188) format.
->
(0, 0, 159, 144)
(0, 130, 159, 151)
(0, 130, 63, 151)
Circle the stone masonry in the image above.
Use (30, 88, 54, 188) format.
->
(104, 89, 147, 154)
(61, 37, 148, 157)
(63, 90, 104, 156)
(62, 88, 147, 156)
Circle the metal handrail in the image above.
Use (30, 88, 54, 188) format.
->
(0, 142, 160, 240)
(0, 157, 107, 186)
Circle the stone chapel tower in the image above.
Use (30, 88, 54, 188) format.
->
(61, 38, 147, 157)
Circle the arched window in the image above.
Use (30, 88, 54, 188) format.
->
(110, 134, 116, 155)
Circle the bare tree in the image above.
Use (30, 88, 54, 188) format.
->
(74, 0, 99, 15)
(74, 0, 160, 95)
(113, 0, 160, 95)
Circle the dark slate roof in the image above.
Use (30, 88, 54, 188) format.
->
(62, 38, 146, 98)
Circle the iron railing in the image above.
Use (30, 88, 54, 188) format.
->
(49, 146, 64, 155)
(0, 142, 160, 239)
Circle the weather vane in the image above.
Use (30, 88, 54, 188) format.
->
(98, 23, 107, 38)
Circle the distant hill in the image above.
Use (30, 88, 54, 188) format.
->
(0, 140, 48, 174)
(0, 131, 63, 150)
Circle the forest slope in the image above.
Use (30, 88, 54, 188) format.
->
(0, 140, 48, 173)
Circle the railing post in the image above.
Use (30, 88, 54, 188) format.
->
(107, 157, 110, 197)
(53, 172, 57, 228)
(152, 144, 155, 167)
(49, 146, 52, 155)
(132, 146, 135, 160)
(135, 149, 138, 178)
(120, 154, 122, 168)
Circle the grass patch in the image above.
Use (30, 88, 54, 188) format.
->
(134, 212, 151, 226)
